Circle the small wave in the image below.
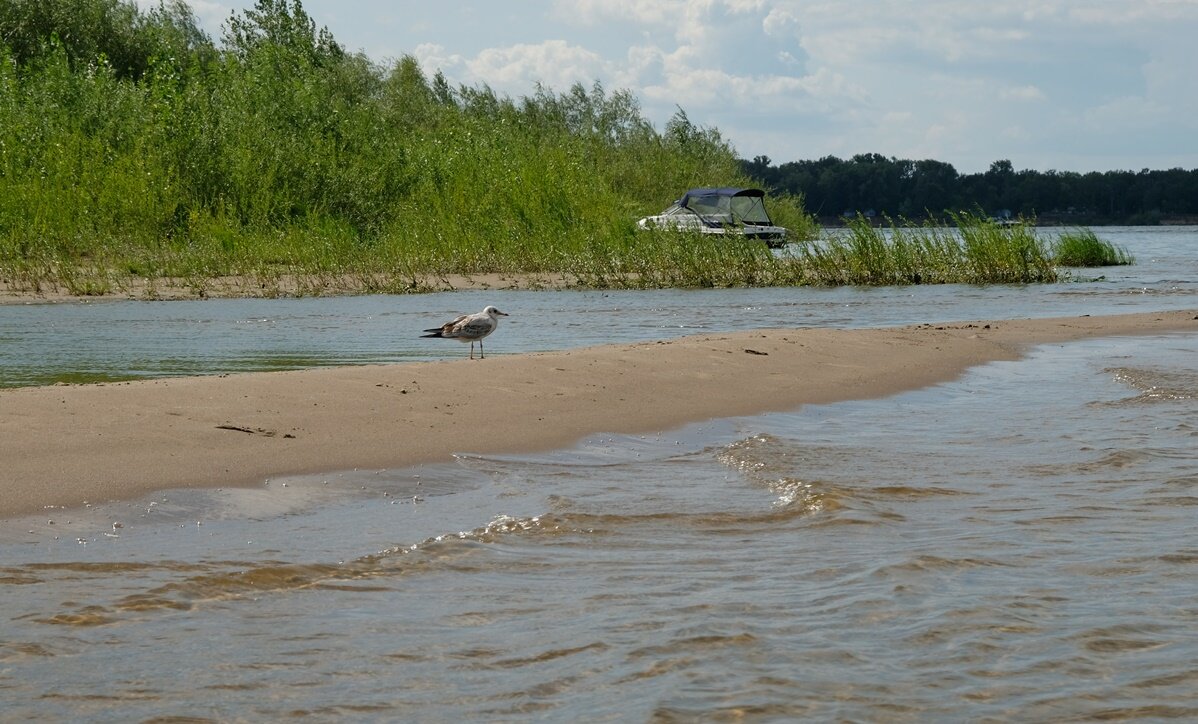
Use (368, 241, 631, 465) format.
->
(30, 558, 375, 625)
(469, 641, 609, 670)
(1104, 365, 1198, 404)
(1025, 448, 1150, 476)
(1074, 623, 1172, 654)
(872, 554, 1014, 576)
(715, 433, 964, 518)
(715, 434, 838, 512)
(30, 479, 847, 627)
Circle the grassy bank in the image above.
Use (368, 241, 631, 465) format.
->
(5, 212, 1127, 298)
(0, 0, 823, 296)
(0, 1, 1124, 297)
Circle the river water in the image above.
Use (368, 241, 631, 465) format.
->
(2, 227, 1197, 720)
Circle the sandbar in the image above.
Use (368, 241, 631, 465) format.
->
(2, 309, 1195, 518)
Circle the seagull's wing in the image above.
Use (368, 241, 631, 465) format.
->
(424, 314, 469, 336)
(453, 315, 496, 339)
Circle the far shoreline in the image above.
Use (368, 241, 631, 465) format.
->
(2, 309, 1196, 519)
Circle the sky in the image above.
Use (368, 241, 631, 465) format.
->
(153, 0, 1198, 174)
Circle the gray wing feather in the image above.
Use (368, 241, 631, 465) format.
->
(453, 317, 495, 338)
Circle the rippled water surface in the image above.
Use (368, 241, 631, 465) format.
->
(2, 227, 1198, 720)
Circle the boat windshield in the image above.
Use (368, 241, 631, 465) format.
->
(730, 195, 772, 225)
(683, 193, 773, 225)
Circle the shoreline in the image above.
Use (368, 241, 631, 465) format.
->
(6, 221, 1197, 306)
(0, 273, 584, 305)
(2, 309, 1196, 519)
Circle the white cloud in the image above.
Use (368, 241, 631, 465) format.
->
(762, 6, 801, 37)
(466, 41, 609, 90)
(413, 43, 466, 77)
(613, 44, 666, 88)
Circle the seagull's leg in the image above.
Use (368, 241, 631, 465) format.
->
(479, 340, 485, 359)
(469, 341, 476, 360)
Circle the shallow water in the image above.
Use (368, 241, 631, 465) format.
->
(2, 226, 1198, 720)
(2, 333, 1197, 720)
(1, 226, 1196, 388)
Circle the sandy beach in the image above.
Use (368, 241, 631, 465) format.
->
(2, 309, 1195, 518)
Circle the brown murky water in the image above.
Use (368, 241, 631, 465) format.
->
(2, 333, 1196, 720)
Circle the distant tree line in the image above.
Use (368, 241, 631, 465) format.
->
(741, 153, 1198, 225)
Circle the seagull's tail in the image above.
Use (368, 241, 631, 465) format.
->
(420, 330, 446, 338)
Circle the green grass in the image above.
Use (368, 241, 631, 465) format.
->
(793, 214, 1059, 285)
(1052, 228, 1134, 267)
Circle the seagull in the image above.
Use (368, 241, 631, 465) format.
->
(421, 306, 509, 359)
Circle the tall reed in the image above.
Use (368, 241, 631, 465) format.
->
(1052, 228, 1134, 266)
(795, 214, 1060, 285)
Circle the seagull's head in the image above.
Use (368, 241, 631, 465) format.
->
(484, 306, 509, 318)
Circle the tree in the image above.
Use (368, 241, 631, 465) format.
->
(222, 0, 342, 66)
(0, 0, 213, 79)
(740, 152, 1198, 222)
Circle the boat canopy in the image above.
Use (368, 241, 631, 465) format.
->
(677, 188, 774, 226)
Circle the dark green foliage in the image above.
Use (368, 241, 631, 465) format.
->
(744, 154, 1198, 224)
(0, 0, 214, 79)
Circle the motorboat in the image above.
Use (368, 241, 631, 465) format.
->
(636, 187, 789, 248)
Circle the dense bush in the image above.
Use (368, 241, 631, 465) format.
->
(4, 0, 1114, 295)
(2, 0, 817, 294)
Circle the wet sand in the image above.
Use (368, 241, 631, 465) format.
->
(2, 309, 1195, 518)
